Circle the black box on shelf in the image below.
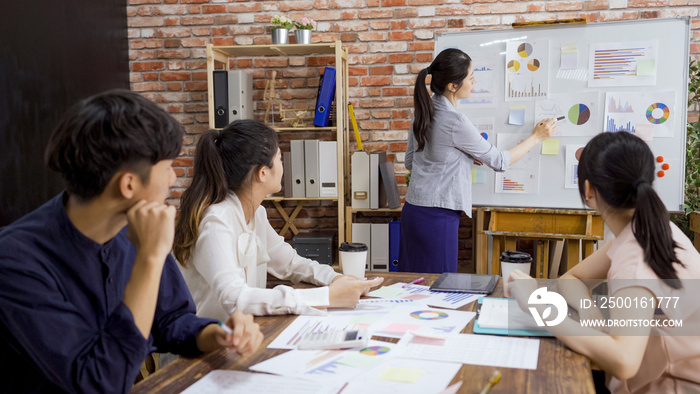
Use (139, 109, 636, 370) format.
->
(292, 233, 334, 265)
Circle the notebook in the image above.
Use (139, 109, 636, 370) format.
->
(474, 297, 553, 337)
(429, 273, 498, 295)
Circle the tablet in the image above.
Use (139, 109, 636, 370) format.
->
(429, 273, 498, 294)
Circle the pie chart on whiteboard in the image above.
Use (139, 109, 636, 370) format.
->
(568, 104, 591, 125)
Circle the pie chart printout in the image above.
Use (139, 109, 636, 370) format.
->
(507, 60, 520, 72)
(518, 42, 533, 57)
(527, 59, 540, 71)
(646, 103, 669, 124)
(568, 104, 591, 125)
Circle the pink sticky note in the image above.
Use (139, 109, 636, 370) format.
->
(380, 323, 422, 335)
(634, 124, 653, 141)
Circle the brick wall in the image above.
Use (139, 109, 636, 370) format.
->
(127, 0, 700, 269)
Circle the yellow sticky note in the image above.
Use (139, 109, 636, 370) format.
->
(541, 139, 559, 155)
(472, 167, 477, 184)
(377, 367, 424, 383)
(637, 59, 655, 76)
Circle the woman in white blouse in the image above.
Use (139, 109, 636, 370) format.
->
(173, 120, 383, 321)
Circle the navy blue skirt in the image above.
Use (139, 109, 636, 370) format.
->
(398, 201, 461, 274)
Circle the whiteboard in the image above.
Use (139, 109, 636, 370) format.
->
(435, 18, 690, 212)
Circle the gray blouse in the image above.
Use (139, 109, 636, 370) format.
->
(405, 94, 510, 216)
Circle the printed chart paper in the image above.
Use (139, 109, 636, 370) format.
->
(604, 90, 675, 138)
(565, 145, 586, 189)
(588, 41, 658, 87)
(340, 358, 462, 394)
(469, 117, 495, 143)
(505, 39, 549, 101)
(397, 333, 541, 370)
(535, 92, 600, 137)
(495, 133, 540, 194)
(371, 304, 476, 338)
(250, 340, 398, 384)
(366, 282, 483, 309)
(180, 370, 341, 394)
(268, 299, 415, 349)
(459, 62, 498, 108)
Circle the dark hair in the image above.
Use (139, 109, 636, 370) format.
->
(44, 89, 183, 201)
(412, 48, 471, 152)
(173, 119, 279, 266)
(578, 132, 684, 288)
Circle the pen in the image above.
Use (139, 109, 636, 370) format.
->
(556, 115, 565, 121)
(479, 370, 501, 394)
(403, 277, 425, 288)
(218, 321, 234, 336)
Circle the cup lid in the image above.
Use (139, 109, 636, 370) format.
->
(339, 242, 368, 252)
(500, 250, 532, 263)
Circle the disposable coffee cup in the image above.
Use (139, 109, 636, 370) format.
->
(500, 250, 533, 283)
(339, 242, 368, 279)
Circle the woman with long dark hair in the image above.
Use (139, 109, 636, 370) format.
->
(400, 48, 557, 273)
(508, 132, 700, 392)
(174, 120, 382, 321)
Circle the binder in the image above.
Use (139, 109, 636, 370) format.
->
(290, 140, 306, 198)
(351, 151, 370, 209)
(314, 67, 336, 127)
(227, 70, 253, 121)
(351, 223, 371, 271)
(283, 152, 293, 198)
(370, 223, 389, 271)
(379, 161, 401, 209)
(318, 141, 338, 198)
(389, 219, 400, 272)
(304, 140, 320, 198)
(369, 153, 379, 209)
(212, 70, 229, 128)
(373, 152, 388, 209)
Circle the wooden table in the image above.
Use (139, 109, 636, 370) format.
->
(132, 272, 594, 393)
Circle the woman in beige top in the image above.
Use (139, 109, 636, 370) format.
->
(507, 132, 700, 393)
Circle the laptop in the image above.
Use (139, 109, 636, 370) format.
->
(429, 273, 498, 295)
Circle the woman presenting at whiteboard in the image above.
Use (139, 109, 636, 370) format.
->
(399, 48, 557, 274)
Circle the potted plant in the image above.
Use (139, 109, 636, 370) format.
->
(294, 16, 317, 45)
(270, 15, 293, 44)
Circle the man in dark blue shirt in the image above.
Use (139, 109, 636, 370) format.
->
(0, 90, 263, 393)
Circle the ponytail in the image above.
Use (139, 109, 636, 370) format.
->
(413, 68, 433, 152)
(411, 48, 471, 152)
(173, 130, 230, 267)
(578, 132, 684, 289)
(631, 181, 684, 289)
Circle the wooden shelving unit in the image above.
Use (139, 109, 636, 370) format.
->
(206, 41, 349, 241)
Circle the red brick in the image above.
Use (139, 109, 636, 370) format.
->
(254, 58, 289, 68)
(416, 53, 433, 62)
(369, 66, 394, 75)
(228, 3, 263, 12)
(201, 4, 226, 13)
(181, 16, 214, 25)
(600, 11, 639, 21)
(408, 0, 443, 4)
(160, 72, 191, 81)
(349, 66, 368, 75)
(389, 31, 413, 40)
(388, 53, 414, 63)
(391, 21, 408, 29)
(211, 37, 235, 46)
(437, 5, 472, 15)
(383, 87, 409, 96)
(409, 42, 434, 51)
(166, 82, 182, 91)
(361, 76, 392, 86)
(132, 61, 166, 71)
(584, 0, 609, 10)
(372, 110, 392, 118)
(359, 9, 394, 18)
(358, 32, 388, 41)
(382, 0, 407, 5)
(629, 0, 668, 6)
(395, 8, 418, 18)
(448, 19, 465, 28)
(390, 120, 412, 129)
